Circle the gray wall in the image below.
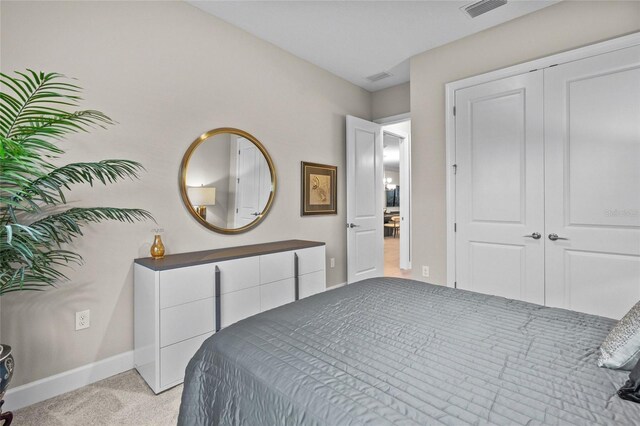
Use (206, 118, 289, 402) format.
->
(1, 0, 371, 387)
(409, 0, 640, 285)
(371, 82, 410, 120)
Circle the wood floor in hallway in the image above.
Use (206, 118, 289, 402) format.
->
(384, 236, 412, 278)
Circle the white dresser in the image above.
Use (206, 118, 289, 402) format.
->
(134, 240, 326, 393)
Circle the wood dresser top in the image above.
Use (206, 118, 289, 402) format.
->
(134, 239, 325, 271)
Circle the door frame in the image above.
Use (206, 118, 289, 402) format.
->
(375, 112, 410, 125)
(444, 32, 640, 288)
(375, 113, 412, 270)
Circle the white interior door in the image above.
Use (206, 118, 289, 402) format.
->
(544, 45, 640, 319)
(455, 71, 545, 304)
(346, 115, 384, 283)
(235, 137, 269, 227)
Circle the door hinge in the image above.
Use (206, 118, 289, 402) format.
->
(454, 223, 457, 232)
(453, 164, 457, 175)
(453, 106, 456, 116)
(237, 178, 240, 183)
(236, 208, 238, 213)
(454, 281, 457, 288)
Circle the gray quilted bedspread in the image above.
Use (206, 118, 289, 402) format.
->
(177, 278, 640, 425)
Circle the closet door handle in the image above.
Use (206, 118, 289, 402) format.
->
(524, 232, 541, 240)
(548, 233, 569, 241)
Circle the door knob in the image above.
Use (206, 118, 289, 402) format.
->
(251, 212, 261, 216)
(524, 232, 541, 240)
(548, 233, 569, 241)
(347, 223, 360, 228)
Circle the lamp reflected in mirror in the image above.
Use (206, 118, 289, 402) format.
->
(188, 186, 216, 220)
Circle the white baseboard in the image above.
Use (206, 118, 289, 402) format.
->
(5, 350, 134, 411)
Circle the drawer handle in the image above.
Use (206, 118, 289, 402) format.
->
(294, 253, 300, 301)
(215, 266, 221, 332)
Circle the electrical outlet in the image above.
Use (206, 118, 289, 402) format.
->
(75, 310, 90, 331)
(422, 266, 430, 278)
(330, 258, 335, 268)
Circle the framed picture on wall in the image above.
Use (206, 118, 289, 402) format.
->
(301, 161, 337, 216)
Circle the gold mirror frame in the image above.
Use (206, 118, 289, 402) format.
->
(179, 127, 277, 234)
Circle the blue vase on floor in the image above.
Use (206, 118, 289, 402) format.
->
(0, 345, 13, 395)
(0, 344, 14, 425)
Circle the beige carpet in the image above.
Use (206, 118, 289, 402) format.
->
(14, 370, 182, 425)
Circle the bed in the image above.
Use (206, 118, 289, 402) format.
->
(177, 277, 640, 425)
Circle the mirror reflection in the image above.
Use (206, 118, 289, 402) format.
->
(181, 129, 275, 233)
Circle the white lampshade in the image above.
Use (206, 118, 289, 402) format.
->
(188, 186, 216, 206)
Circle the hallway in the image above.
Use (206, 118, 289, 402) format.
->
(384, 236, 412, 278)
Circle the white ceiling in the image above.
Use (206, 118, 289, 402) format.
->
(188, 1, 559, 91)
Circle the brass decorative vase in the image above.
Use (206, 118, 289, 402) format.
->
(150, 234, 165, 259)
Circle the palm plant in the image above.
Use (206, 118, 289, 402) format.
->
(0, 70, 154, 295)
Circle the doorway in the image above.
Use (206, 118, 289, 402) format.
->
(345, 115, 412, 284)
(381, 119, 411, 278)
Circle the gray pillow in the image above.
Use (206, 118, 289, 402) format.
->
(599, 301, 640, 370)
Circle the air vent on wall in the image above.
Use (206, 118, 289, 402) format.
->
(366, 71, 392, 82)
(462, 0, 507, 18)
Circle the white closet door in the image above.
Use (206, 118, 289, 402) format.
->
(455, 71, 545, 304)
(544, 45, 640, 319)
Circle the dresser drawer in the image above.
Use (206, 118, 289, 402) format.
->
(260, 278, 295, 312)
(160, 332, 212, 389)
(299, 270, 326, 299)
(160, 298, 214, 347)
(296, 246, 325, 275)
(260, 251, 294, 284)
(218, 257, 260, 294)
(159, 264, 215, 309)
(221, 286, 260, 328)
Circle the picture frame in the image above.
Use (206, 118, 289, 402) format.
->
(301, 161, 337, 216)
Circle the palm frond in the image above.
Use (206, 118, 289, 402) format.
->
(12, 110, 114, 142)
(29, 207, 155, 246)
(1, 70, 80, 138)
(0, 222, 79, 293)
(12, 160, 146, 208)
(0, 70, 154, 295)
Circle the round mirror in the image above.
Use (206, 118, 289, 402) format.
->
(179, 128, 276, 234)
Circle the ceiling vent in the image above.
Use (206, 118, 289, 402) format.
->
(366, 71, 392, 83)
(462, 0, 508, 18)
